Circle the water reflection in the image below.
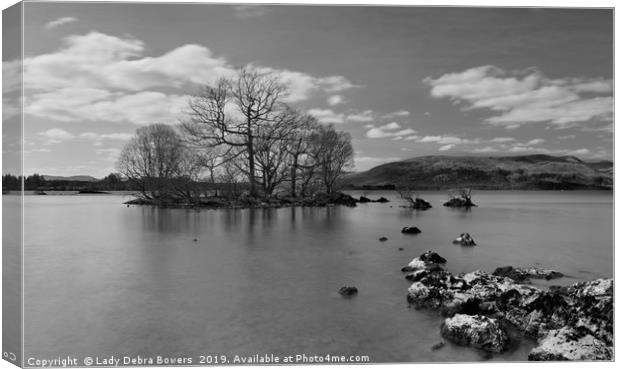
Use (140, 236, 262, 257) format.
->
(21, 192, 612, 362)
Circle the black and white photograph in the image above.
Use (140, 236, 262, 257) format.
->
(1, 0, 616, 366)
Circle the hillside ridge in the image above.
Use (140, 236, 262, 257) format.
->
(344, 154, 613, 190)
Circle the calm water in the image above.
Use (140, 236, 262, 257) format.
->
(16, 191, 612, 363)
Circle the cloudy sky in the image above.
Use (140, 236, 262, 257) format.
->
(2, 2, 613, 177)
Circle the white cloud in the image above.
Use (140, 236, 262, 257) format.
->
(365, 122, 416, 139)
(472, 146, 498, 153)
(80, 132, 133, 141)
(438, 144, 455, 151)
(21, 31, 359, 125)
(346, 109, 374, 122)
(327, 95, 344, 106)
(566, 148, 591, 156)
(25, 87, 189, 125)
(416, 135, 480, 145)
(526, 138, 545, 145)
(558, 135, 576, 140)
(39, 128, 75, 144)
(425, 65, 612, 129)
(382, 122, 401, 130)
(489, 137, 515, 143)
(307, 108, 345, 124)
(382, 110, 410, 119)
(45, 17, 78, 29)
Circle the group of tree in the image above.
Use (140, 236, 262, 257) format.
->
(117, 67, 355, 203)
(2, 173, 132, 192)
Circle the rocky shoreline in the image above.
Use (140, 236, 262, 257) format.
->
(402, 251, 613, 361)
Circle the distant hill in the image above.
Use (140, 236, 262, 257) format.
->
(343, 155, 613, 190)
(42, 175, 100, 182)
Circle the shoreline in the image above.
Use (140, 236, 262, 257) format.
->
(402, 251, 613, 360)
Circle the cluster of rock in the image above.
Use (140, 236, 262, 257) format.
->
(402, 251, 613, 360)
(358, 196, 390, 203)
(401, 226, 422, 234)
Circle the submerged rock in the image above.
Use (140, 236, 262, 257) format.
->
(339, 286, 358, 297)
(379, 237, 388, 242)
(402, 226, 422, 234)
(493, 266, 564, 282)
(528, 327, 613, 361)
(412, 198, 432, 210)
(443, 197, 477, 208)
(431, 341, 445, 351)
(440, 314, 510, 353)
(453, 233, 476, 246)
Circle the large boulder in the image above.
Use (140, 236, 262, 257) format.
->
(401, 254, 614, 360)
(401, 226, 422, 234)
(401, 250, 446, 272)
(339, 286, 358, 297)
(440, 314, 510, 353)
(358, 196, 372, 203)
(528, 327, 613, 361)
(411, 198, 432, 210)
(493, 266, 563, 282)
(564, 279, 613, 345)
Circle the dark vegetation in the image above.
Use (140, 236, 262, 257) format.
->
(2, 173, 129, 192)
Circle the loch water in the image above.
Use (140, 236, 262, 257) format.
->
(14, 191, 612, 363)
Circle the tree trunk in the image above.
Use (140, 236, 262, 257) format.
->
(247, 130, 257, 197)
(290, 154, 298, 198)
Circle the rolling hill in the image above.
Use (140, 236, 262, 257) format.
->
(343, 155, 613, 190)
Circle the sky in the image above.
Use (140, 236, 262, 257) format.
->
(2, 2, 614, 177)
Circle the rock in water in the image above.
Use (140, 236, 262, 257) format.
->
(376, 197, 390, 203)
(431, 341, 445, 351)
(402, 226, 422, 234)
(412, 198, 432, 210)
(493, 266, 563, 282)
(379, 237, 388, 242)
(453, 233, 476, 246)
(339, 286, 358, 297)
(401, 251, 614, 360)
(401, 250, 446, 273)
(419, 250, 447, 264)
(528, 327, 613, 361)
(440, 314, 509, 353)
(443, 198, 477, 208)
(358, 196, 372, 203)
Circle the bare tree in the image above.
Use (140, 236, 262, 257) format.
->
(396, 184, 432, 210)
(312, 125, 354, 194)
(283, 112, 320, 197)
(183, 67, 287, 197)
(116, 124, 187, 200)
